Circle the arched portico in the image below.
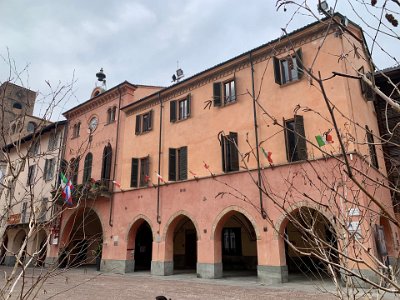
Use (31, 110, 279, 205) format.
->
(59, 208, 103, 269)
(211, 208, 259, 279)
(126, 215, 154, 273)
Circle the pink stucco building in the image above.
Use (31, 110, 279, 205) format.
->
(47, 14, 399, 285)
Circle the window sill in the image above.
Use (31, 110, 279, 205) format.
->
(104, 120, 116, 126)
(216, 99, 237, 108)
(135, 129, 152, 136)
(279, 77, 302, 87)
(171, 116, 191, 124)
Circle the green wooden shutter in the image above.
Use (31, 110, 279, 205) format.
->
(229, 132, 239, 171)
(170, 100, 177, 122)
(294, 115, 307, 161)
(148, 110, 153, 130)
(273, 56, 282, 85)
(131, 158, 139, 187)
(365, 73, 375, 101)
(213, 82, 222, 107)
(186, 94, 191, 117)
(168, 148, 176, 181)
(135, 115, 141, 135)
(295, 48, 304, 79)
(178, 146, 187, 180)
(220, 134, 227, 172)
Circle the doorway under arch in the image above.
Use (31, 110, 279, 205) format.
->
(214, 210, 258, 277)
(134, 221, 153, 271)
(165, 215, 198, 274)
(61, 209, 103, 268)
(283, 207, 339, 281)
(13, 230, 27, 265)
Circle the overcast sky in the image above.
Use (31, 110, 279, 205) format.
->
(0, 1, 398, 121)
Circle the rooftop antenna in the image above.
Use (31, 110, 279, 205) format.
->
(172, 61, 184, 83)
(96, 68, 107, 90)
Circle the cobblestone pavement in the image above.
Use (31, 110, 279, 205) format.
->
(0, 266, 343, 300)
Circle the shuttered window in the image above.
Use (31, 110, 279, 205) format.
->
(366, 125, 379, 168)
(83, 153, 93, 183)
(213, 80, 236, 107)
(220, 132, 239, 173)
(44, 158, 56, 181)
(101, 144, 112, 181)
(359, 67, 375, 101)
(135, 110, 153, 134)
(284, 115, 307, 162)
(131, 156, 150, 188)
(170, 94, 191, 122)
(27, 165, 36, 185)
(273, 48, 303, 85)
(168, 146, 188, 181)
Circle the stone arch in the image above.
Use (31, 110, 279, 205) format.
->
(60, 206, 105, 247)
(211, 205, 261, 240)
(126, 214, 155, 256)
(162, 210, 201, 242)
(273, 200, 336, 240)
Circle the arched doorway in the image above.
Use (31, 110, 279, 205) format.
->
(134, 222, 153, 270)
(34, 230, 48, 267)
(284, 207, 338, 280)
(0, 234, 9, 265)
(61, 209, 103, 268)
(13, 230, 27, 265)
(376, 216, 394, 266)
(165, 214, 198, 274)
(214, 211, 258, 277)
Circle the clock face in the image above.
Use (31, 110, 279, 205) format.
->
(89, 117, 98, 131)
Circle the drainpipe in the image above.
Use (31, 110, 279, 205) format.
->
(156, 92, 163, 224)
(249, 52, 267, 219)
(109, 86, 123, 227)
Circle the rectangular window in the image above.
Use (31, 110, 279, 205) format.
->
(170, 95, 191, 122)
(366, 126, 379, 168)
(28, 140, 40, 156)
(44, 158, 55, 181)
(135, 110, 153, 135)
(359, 66, 375, 101)
(273, 48, 303, 85)
(39, 197, 48, 222)
(130, 156, 150, 188)
(27, 165, 36, 185)
(73, 122, 81, 138)
(48, 131, 60, 151)
(224, 80, 236, 104)
(213, 79, 236, 107)
(284, 115, 307, 162)
(21, 202, 28, 223)
(220, 132, 239, 173)
(168, 146, 188, 181)
(222, 228, 242, 256)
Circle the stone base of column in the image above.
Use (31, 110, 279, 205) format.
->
(346, 269, 380, 288)
(151, 261, 173, 276)
(4, 256, 15, 266)
(100, 259, 127, 274)
(257, 265, 288, 284)
(44, 257, 57, 267)
(125, 259, 135, 273)
(196, 263, 222, 279)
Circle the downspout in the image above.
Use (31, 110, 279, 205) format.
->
(109, 86, 123, 227)
(249, 52, 267, 219)
(157, 92, 162, 224)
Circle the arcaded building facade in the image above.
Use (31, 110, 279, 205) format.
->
(49, 15, 399, 284)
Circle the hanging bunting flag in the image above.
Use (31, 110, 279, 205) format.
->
(112, 180, 121, 188)
(261, 147, 273, 164)
(155, 172, 165, 183)
(315, 132, 334, 147)
(60, 173, 73, 206)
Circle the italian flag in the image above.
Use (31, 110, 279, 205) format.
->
(315, 133, 334, 147)
(60, 173, 73, 205)
(261, 147, 273, 164)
